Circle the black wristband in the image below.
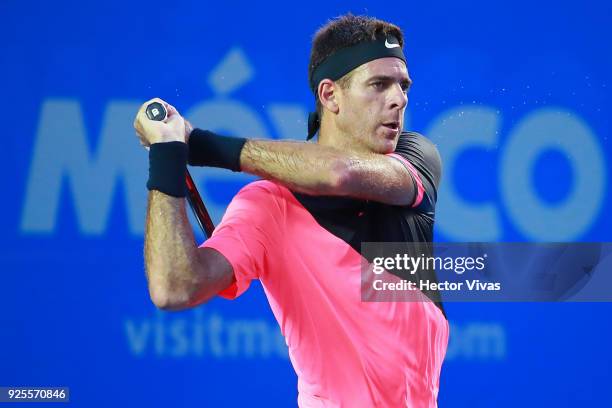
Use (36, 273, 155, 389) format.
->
(147, 142, 188, 197)
(188, 129, 247, 171)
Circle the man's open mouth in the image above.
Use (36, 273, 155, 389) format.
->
(382, 122, 400, 131)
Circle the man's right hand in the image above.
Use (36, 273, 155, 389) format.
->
(133, 98, 187, 148)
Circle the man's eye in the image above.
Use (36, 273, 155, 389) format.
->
(372, 82, 384, 89)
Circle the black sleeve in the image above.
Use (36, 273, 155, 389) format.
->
(392, 131, 442, 214)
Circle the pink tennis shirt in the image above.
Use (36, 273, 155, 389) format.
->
(203, 132, 448, 406)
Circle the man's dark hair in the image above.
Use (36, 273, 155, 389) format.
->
(308, 14, 405, 116)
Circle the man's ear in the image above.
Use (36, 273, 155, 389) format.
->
(318, 79, 340, 114)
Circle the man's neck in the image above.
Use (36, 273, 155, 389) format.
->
(317, 118, 369, 154)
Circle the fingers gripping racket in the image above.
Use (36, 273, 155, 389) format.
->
(146, 102, 215, 238)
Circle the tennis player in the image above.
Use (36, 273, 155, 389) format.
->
(134, 14, 448, 407)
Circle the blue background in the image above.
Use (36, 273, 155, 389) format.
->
(2, 0, 611, 406)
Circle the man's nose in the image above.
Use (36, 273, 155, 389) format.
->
(389, 83, 408, 110)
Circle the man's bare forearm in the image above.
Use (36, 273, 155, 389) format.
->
(240, 139, 349, 194)
(239, 139, 415, 204)
(144, 191, 230, 309)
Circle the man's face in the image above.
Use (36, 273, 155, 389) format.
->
(335, 57, 411, 154)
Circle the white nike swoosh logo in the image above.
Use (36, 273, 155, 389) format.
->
(385, 39, 400, 49)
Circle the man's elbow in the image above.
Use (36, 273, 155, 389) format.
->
(149, 286, 190, 311)
(148, 280, 213, 311)
(328, 157, 353, 194)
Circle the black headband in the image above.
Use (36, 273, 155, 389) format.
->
(307, 35, 406, 140)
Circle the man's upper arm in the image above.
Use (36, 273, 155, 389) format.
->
(199, 181, 284, 299)
(189, 246, 235, 306)
(343, 131, 441, 207)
